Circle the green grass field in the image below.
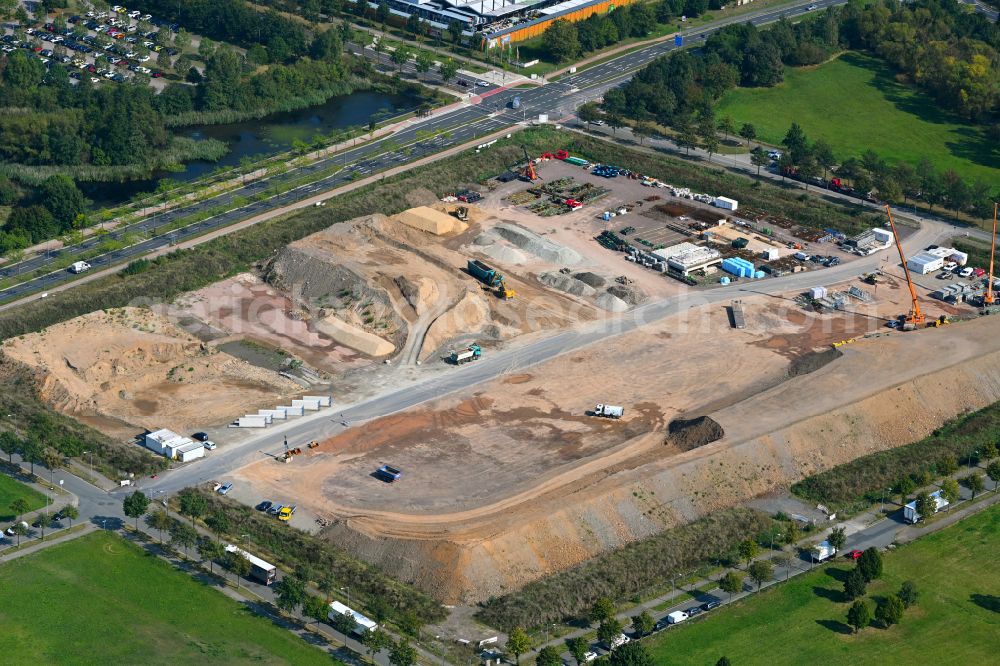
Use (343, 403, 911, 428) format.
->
(0, 531, 337, 665)
(0, 473, 48, 522)
(715, 52, 998, 184)
(646, 503, 1000, 665)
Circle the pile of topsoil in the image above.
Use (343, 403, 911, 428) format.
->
(787, 347, 843, 378)
(665, 416, 725, 451)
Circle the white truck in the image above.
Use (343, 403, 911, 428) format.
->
(666, 611, 689, 625)
(812, 539, 837, 562)
(593, 404, 624, 419)
(69, 261, 91, 274)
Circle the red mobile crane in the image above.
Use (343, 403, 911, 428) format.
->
(884, 204, 925, 330)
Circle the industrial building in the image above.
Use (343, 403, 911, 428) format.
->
(351, 0, 636, 44)
(652, 242, 722, 276)
(142, 428, 205, 463)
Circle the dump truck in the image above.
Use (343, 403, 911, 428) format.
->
(593, 404, 624, 419)
(468, 259, 504, 287)
(451, 344, 481, 365)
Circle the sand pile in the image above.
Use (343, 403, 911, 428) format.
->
(595, 293, 629, 312)
(494, 223, 584, 265)
(420, 292, 491, 360)
(607, 283, 647, 306)
(2, 308, 298, 438)
(539, 272, 596, 298)
(395, 276, 440, 316)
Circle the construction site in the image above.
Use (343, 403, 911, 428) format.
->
(6, 146, 1000, 610)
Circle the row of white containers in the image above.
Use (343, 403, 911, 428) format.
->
(231, 395, 332, 428)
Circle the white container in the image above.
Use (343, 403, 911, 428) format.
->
(810, 286, 827, 299)
(714, 196, 738, 211)
(303, 395, 332, 407)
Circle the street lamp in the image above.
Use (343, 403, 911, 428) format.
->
(969, 449, 979, 469)
(341, 586, 351, 607)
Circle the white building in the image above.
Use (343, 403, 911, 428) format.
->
(903, 490, 949, 523)
(328, 601, 378, 635)
(142, 428, 204, 463)
(653, 242, 723, 275)
(906, 252, 945, 275)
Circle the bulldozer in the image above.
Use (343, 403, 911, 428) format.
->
(861, 270, 884, 285)
(928, 315, 950, 328)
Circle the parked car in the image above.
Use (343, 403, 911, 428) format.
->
(943, 261, 958, 271)
(203, 441, 216, 450)
(268, 504, 283, 515)
(959, 267, 974, 278)
(255, 500, 273, 512)
(685, 606, 703, 618)
(192, 432, 209, 442)
(701, 600, 721, 611)
(218, 482, 233, 495)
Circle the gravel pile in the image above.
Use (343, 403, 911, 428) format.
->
(574, 271, 607, 288)
(595, 293, 629, 312)
(539, 271, 597, 297)
(495, 223, 583, 265)
(606, 283, 647, 306)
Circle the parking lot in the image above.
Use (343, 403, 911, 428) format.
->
(2, 5, 184, 88)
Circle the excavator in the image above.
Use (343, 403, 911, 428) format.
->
(884, 204, 925, 331)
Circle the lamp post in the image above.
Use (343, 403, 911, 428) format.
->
(341, 586, 351, 607)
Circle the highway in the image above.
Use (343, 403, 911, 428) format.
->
(0, 0, 847, 303)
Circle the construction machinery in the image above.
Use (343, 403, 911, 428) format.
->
(467, 258, 515, 299)
(861, 270, 884, 285)
(521, 146, 538, 181)
(450, 344, 481, 365)
(455, 205, 469, 222)
(884, 205, 925, 330)
(984, 203, 998, 312)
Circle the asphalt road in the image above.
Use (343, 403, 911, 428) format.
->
(0, 0, 847, 303)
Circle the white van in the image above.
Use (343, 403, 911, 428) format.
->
(69, 261, 91, 274)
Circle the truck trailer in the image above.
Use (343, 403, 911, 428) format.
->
(812, 539, 837, 562)
(468, 259, 504, 287)
(224, 544, 276, 585)
(593, 404, 624, 419)
(450, 344, 482, 365)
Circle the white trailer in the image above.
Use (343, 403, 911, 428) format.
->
(292, 398, 321, 411)
(231, 415, 268, 428)
(303, 395, 332, 407)
(713, 196, 738, 211)
(278, 405, 305, 416)
(903, 490, 949, 523)
(259, 409, 287, 420)
(812, 539, 836, 562)
(328, 601, 378, 635)
(593, 404, 624, 419)
(666, 611, 689, 624)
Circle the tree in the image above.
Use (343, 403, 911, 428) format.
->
(750, 147, 769, 175)
(566, 636, 589, 665)
(898, 580, 918, 608)
(123, 491, 150, 529)
(827, 526, 847, 553)
(631, 610, 655, 637)
(717, 115, 736, 142)
(844, 567, 867, 600)
(447, 19, 464, 44)
(169, 522, 198, 558)
(782, 122, 808, 159)
(940, 477, 960, 505)
(150, 508, 172, 543)
(542, 19, 579, 62)
(35, 511, 49, 540)
(895, 476, 916, 504)
(362, 627, 391, 663)
(738, 539, 759, 567)
(536, 646, 562, 666)
(875, 594, 905, 628)
(578, 102, 602, 127)
(857, 548, 883, 583)
(438, 59, 458, 83)
(719, 571, 744, 600)
(390, 45, 410, 72)
(226, 550, 251, 588)
(747, 560, 772, 591)
(174, 28, 191, 51)
(20, 438, 42, 476)
(633, 121, 656, 146)
(389, 639, 417, 666)
(303, 594, 330, 625)
(178, 490, 208, 525)
(506, 627, 531, 665)
(11, 520, 27, 546)
(198, 538, 225, 574)
(10, 498, 30, 521)
(415, 51, 434, 78)
(597, 617, 625, 647)
(981, 441, 998, 462)
(60, 504, 78, 527)
(608, 642, 655, 666)
(915, 491, 935, 522)
(590, 597, 616, 624)
(965, 472, 985, 499)
(702, 132, 720, 162)
(812, 139, 836, 178)
(607, 114, 625, 136)
(716, 659, 732, 666)
(938, 455, 958, 476)
(987, 460, 1000, 492)
(847, 599, 872, 633)
(274, 574, 307, 614)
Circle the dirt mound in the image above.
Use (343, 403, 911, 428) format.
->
(2, 308, 298, 438)
(787, 347, 843, 377)
(573, 272, 607, 288)
(494, 223, 584, 265)
(539, 272, 596, 298)
(395, 276, 440, 316)
(420, 291, 492, 359)
(606, 283, 647, 306)
(665, 416, 725, 450)
(595, 293, 629, 312)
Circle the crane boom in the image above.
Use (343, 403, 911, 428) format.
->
(986, 202, 997, 306)
(884, 204, 924, 328)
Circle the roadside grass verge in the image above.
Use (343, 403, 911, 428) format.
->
(0, 473, 47, 521)
(644, 502, 1000, 665)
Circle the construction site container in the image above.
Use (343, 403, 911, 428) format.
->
(278, 405, 305, 416)
(948, 250, 968, 266)
(292, 398, 321, 411)
(713, 196, 739, 211)
(259, 409, 287, 420)
(303, 395, 332, 407)
(565, 156, 589, 166)
(731, 237, 749, 249)
(763, 249, 780, 261)
(721, 257, 754, 278)
(907, 252, 944, 275)
(810, 286, 828, 299)
(233, 416, 268, 428)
